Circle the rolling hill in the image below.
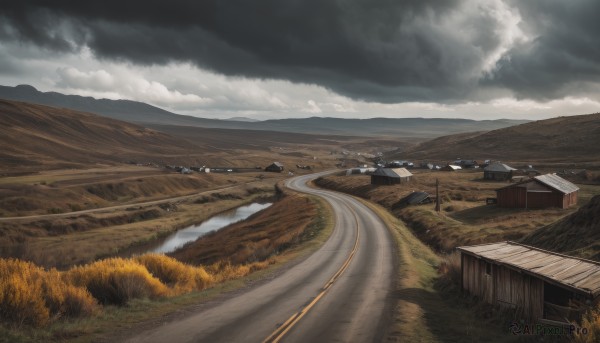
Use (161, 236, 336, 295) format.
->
(391, 112, 600, 163)
(0, 99, 205, 174)
(0, 84, 527, 137)
(521, 195, 600, 261)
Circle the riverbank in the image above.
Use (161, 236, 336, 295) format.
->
(0, 187, 335, 343)
(0, 179, 277, 269)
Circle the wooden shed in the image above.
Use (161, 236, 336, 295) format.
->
(458, 241, 600, 323)
(265, 162, 284, 173)
(370, 167, 412, 185)
(483, 162, 516, 181)
(496, 173, 578, 209)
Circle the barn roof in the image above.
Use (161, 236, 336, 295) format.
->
(270, 162, 283, 167)
(372, 167, 412, 178)
(484, 162, 516, 172)
(534, 174, 579, 194)
(458, 241, 600, 297)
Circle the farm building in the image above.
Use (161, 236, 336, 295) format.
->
(496, 173, 578, 209)
(458, 241, 600, 323)
(370, 167, 412, 185)
(440, 165, 462, 172)
(265, 162, 284, 173)
(483, 162, 516, 181)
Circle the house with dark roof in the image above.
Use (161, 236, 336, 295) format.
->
(458, 241, 600, 323)
(265, 162, 284, 172)
(483, 162, 516, 181)
(496, 173, 578, 209)
(393, 191, 432, 208)
(370, 167, 412, 185)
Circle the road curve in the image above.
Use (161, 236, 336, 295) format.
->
(124, 171, 395, 343)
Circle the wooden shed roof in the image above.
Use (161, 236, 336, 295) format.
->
(457, 241, 600, 297)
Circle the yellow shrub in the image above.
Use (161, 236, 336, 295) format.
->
(66, 258, 168, 305)
(0, 270, 49, 327)
(0, 258, 98, 327)
(207, 260, 271, 282)
(135, 254, 213, 294)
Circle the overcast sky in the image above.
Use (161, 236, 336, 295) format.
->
(1, 0, 599, 120)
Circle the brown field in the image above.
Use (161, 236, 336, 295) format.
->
(315, 169, 600, 252)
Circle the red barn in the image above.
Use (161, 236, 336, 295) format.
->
(496, 174, 578, 209)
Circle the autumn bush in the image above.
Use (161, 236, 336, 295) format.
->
(65, 258, 169, 305)
(206, 260, 272, 282)
(0, 258, 98, 327)
(1, 254, 274, 329)
(134, 254, 213, 294)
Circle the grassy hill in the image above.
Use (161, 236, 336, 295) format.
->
(391, 112, 600, 164)
(0, 99, 205, 173)
(520, 195, 600, 261)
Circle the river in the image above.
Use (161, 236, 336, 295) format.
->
(150, 202, 272, 254)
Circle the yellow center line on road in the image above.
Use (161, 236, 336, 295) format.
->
(262, 205, 361, 343)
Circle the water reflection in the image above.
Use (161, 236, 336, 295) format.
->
(151, 202, 272, 254)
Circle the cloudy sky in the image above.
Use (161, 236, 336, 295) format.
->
(1, 0, 599, 120)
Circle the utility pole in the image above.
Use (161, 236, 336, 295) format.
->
(435, 178, 441, 212)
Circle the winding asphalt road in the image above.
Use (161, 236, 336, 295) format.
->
(125, 171, 395, 343)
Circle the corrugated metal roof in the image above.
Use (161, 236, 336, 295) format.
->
(405, 191, 430, 204)
(484, 163, 516, 172)
(372, 167, 412, 178)
(534, 174, 579, 194)
(457, 241, 600, 297)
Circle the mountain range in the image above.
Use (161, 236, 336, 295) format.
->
(0, 84, 528, 138)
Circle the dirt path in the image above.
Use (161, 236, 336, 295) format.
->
(0, 179, 271, 222)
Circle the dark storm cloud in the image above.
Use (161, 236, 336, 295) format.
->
(1, 0, 599, 102)
(486, 0, 600, 100)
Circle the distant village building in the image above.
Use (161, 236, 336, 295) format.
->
(394, 191, 432, 209)
(496, 173, 578, 209)
(483, 162, 516, 181)
(454, 160, 479, 169)
(265, 162, 284, 173)
(386, 160, 413, 168)
(515, 165, 541, 177)
(370, 167, 412, 185)
(440, 165, 462, 172)
(458, 241, 600, 322)
(346, 167, 376, 175)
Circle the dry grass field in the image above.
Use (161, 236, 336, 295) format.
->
(316, 169, 600, 252)
(392, 112, 600, 166)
